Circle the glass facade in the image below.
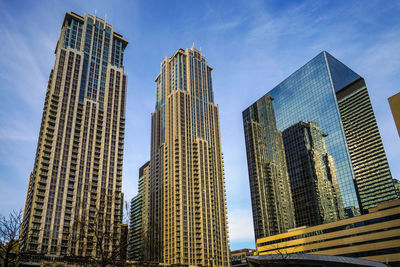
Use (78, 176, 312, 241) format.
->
(243, 95, 295, 239)
(62, 15, 124, 108)
(282, 121, 344, 227)
(268, 51, 359, 213)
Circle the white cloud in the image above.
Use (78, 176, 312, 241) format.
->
(227, 208, 255, 243)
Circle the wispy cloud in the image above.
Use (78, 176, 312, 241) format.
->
(0, 121, 37, 141)
(228, 208, 254, 243)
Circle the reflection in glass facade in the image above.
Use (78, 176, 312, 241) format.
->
(243, 95, 295, 239)
(282, 121, 344, 227)
(245, 51, 398, 231)
(268, 51, 360, 214)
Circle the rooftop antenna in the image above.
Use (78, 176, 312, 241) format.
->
(94, 9, 97, 18)
(104, 14, 107, 26)
(192, 43, 195, 49)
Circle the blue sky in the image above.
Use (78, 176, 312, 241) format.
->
(0, 0, 399, 251)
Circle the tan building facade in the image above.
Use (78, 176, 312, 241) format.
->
(21, 12, 128, 259)
(149, 47, 230, 266)
(389, 92, 400, 138)
(255, 199, 400, 265)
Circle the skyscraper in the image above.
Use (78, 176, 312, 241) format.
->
(282, 121, 344, 227)
(149, 47, 229, 266)
(245, 51, 397, 223)
(243, 95, 295, 239)
(128, 161, 150, 261)
(21, 12, 128, 258)
(336, 76, 398, 211)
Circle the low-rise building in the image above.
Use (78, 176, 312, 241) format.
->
(231, 248, 255, 266)
(255, 199, 400, 265)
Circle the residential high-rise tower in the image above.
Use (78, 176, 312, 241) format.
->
(149, 47, 230, 266)
(128, 161, 150, 261)
(21, 12, 128, 258)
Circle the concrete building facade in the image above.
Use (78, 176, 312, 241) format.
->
(336, 77, 398, 211)
(149, 47, 230, 266)
(21, 12, 128, 259)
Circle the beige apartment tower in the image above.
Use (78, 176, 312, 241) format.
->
(20, 12, 128, 258)
(149, 47, 230, 266)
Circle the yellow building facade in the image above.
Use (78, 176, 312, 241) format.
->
(255, 199, 400, 265)
(389, 92, 400, 138)
(149, 47, 230, 266)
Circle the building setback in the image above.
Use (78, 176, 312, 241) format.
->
(20, 12, 128, 258)
(282, 121, 344, 227)
(128, 161, 150, 261)
(243, 95, 295, 239)
(149, 47, 230, 266)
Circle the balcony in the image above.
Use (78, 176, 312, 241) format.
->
(43, 142, 52, 149)
(42, 152, 51, 160)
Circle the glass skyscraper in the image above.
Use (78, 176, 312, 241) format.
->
(266, 52, 360, 214)
(244, 51, 398, 238)
(21, 12, 128, 258)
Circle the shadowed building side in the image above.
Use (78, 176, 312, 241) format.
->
(128, 161, 150, 261)
(336, 78, 398, 211)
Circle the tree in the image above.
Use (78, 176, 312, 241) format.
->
(0, 209, 23, 267)
(66, 208, 127, 267)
